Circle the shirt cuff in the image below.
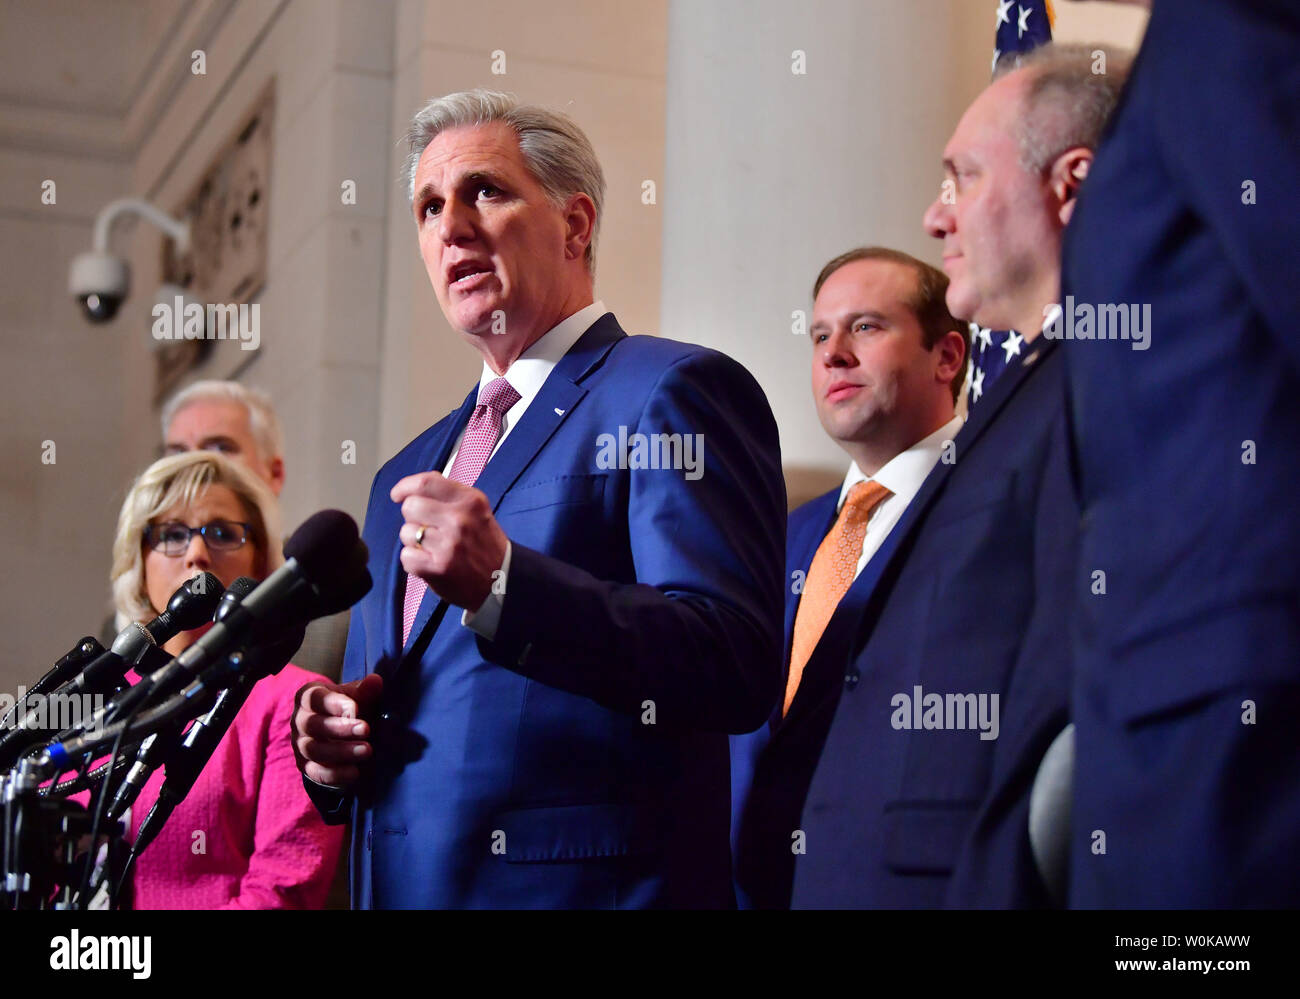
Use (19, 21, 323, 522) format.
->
(462, 539, 511, 640)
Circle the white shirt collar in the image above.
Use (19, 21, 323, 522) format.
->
(475, 300, 608, 400)
(837, 413, 965, 512)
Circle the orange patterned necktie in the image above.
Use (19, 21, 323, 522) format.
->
(784, 480, 892, 715)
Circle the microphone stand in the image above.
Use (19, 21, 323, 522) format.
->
(115, 628, 303, 894)
(122, 669, 257, 883)
(0, 637, 103, 731)
(0, 638, 106, 770)
(2, 756, 127, 910)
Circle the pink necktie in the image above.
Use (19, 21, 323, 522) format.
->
(401, 376, 521, 644)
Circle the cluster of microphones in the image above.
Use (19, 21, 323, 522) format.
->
(1, 510, 372, 910)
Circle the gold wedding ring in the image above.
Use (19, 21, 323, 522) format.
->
(414, 525, 426, 547)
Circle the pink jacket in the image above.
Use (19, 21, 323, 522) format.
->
(90, 663, 344, 909)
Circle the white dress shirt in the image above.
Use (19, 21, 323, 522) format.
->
(836, 413, 965, 579)
(447, 300, 609, 638)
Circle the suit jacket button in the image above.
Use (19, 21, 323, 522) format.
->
(844, 668, 860, 691)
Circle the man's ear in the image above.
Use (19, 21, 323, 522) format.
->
(935, 327, 968, 390)
(1050, 147, 1094, 227)
(563, 192, 597, 264)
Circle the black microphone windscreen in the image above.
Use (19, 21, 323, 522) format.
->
(166, 572, 225, 632)
(214, 576, 259, 624)
(226, 576, 259, 598)
(317, 564, 373, 616)
(247, 622, 307, 678)
(283, 510, 360, 579)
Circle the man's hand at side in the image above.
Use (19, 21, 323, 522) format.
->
(291, 673, 383, 789)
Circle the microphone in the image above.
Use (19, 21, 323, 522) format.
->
(39, 619, 307, 782)
(129, 620, 306, 855)
(105, 578, 259, 820)
(51, 510, 370, 750)
(213, 575, 259, 625)
(0, 637, 103, 769)
(161, 509, 368, 683)
(109, 572, 224, 664)
(0, 636, 102, 733)
(181, 509, 368, 644)
(0, 575, 223, 769)
(63, 573, 225, 701)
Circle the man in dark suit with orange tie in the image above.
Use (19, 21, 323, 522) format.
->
(731, 247, 968, 909)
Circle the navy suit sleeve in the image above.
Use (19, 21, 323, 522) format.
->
(1067, 0, 1300, 910)
(478, 350, 786, 734)
(1158, 0, 1300, 363)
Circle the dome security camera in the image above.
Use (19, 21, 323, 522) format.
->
(68, 198, 189, 326)
(69, 251, 130, 324)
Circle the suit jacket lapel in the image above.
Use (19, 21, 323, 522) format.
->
(766, 491, 840, 733)
(401, 314, 627, 658)
(784, 492, 840, 665)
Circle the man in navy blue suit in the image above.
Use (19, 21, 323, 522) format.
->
(1062, 0, 1300, 906)
(789, 44, 1129, 908)
(730, 247, 967, 909)
(289, 90, 785, 908)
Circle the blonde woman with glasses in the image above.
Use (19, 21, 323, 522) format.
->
(101, 451, 343, 908)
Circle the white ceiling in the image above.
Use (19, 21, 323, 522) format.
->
(0, 0, 247, 161)
(0, 0, 193, 116)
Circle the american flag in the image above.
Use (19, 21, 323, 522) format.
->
(969, 1, 1055, 409)
(993, 0, 1054, 73)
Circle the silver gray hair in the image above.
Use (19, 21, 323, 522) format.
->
(160, 379, 284, 464)
(402, 89, 606, 276)
(996, 43, 1133, 174)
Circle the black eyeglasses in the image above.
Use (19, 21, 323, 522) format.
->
(145, 520, 254, 556)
